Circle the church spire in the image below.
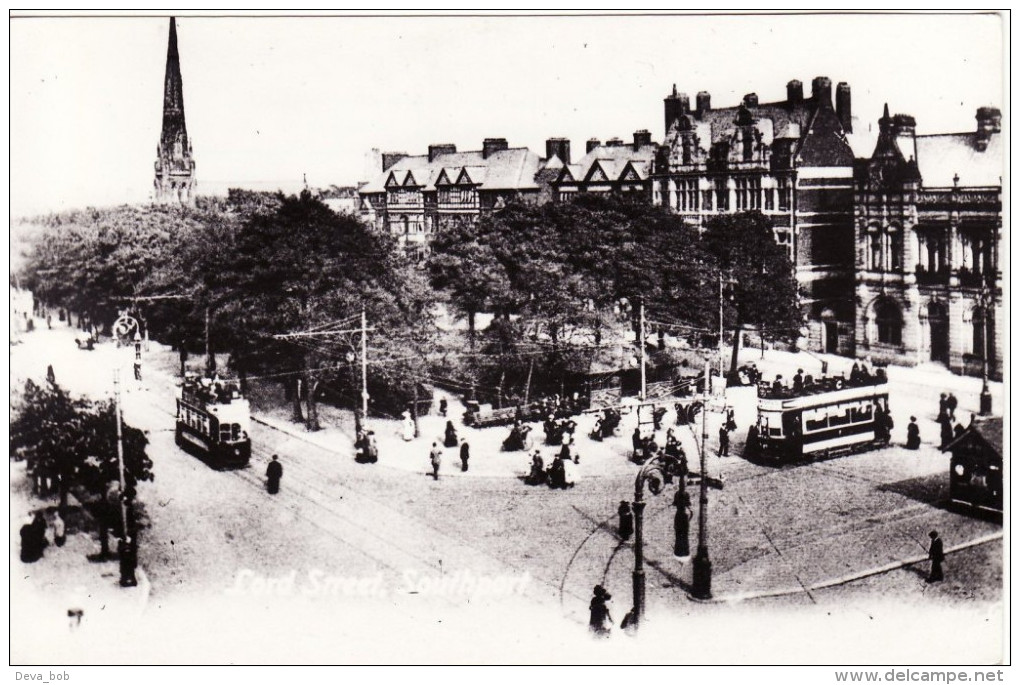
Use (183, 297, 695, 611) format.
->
(154, 17, 195, 205)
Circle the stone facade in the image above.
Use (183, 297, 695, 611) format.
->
(853, 105, 1002, 379)
(650, 77, 860, 354)
(153, 18, 196, 206)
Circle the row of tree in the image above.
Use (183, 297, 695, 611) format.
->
(20, 190, 435, 425)
(427, 196, 801, 398)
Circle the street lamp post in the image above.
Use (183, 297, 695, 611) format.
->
(691, 358, 713, 600)
(631, 454, 670, 628)
(979, 284, 993, 416)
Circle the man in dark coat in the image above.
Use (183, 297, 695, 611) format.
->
(617, 501, 633, 540)
(632, 428, 642, 460)
(589, 585, 613, 637)
(938, 393, 949, 423)
(793, 369, 804, 393)
(718, 425, 730, 457)
(939, 415, 954, 449)
(927, 530, 945, 583)
(439, 398, 448, 417)
(906, 417, 921, 450)
(266, 455, 283, 494)
(673, 487, 692, 558)
(946, 393, 958, 422)
(20, 519, 40, 563)
(460, 438, 470, 472)
(547, 455, 566, 489)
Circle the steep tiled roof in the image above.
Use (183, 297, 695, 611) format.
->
(559, 143, 657, 184)
(915, 132, 1003, 188)
(360, 148, 541, 194)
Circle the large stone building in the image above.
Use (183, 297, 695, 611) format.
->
(651, 77, 861, 353)
(153, 17, 196, 206)
(358, 139, 557, 259)
(853, 105, 1002, 379)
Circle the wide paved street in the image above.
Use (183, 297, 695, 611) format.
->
(10, 321, 1004, 663)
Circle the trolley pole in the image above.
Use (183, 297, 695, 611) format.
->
(718, 272, 725, 387)
(639, 300, 647, 401)
(979, 284, 993, 416)
(692, 357, 713, 600)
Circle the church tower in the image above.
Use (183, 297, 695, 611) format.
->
(153, 17, 196, 205)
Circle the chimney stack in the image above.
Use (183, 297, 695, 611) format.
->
(633, 129, 652, 149)
(664, 85, 690, 134)
(482, 138, 509, 159)
(695, 91, 711, 117)
(743, 93, 759, 108)
(787, 79, 803, 104)
(811, 76, 832, 107)
(891, 114, 916, 137)
(606, 137, 624, 147)
(586, 138, 601, 153)
(545, 137, 571, 165)
(975, 106, 1001, 151)
(836, 82, 852, 133)
(428, 144, 457, 162)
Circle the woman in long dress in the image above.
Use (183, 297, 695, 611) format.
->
(402, 411, 415, 441)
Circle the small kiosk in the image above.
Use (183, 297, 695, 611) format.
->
(944, 417, 1003, 514)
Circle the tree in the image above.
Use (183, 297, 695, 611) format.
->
(701, 211, 802, 376)
(10, 379, 152, 554)
(223, 191, 435, 429)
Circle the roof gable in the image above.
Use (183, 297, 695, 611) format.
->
(434, 168, 453, 186)
(585, 161, 612, 183)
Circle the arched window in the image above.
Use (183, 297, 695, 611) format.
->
(874, 299, 902, 346)
(869, 233, 882, 271)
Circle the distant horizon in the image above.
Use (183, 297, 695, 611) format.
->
(11, 12, 1004, 217)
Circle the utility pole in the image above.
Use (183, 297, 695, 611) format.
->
(718, 271, 725, 386)
(113, 369, 128, 539)
(204, 306, 215, 375)
(639, 300, 647, 401)
(360, 308, 369, 429)
(692, 357, 713, 600)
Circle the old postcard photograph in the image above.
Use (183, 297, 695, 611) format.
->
(8, 11, 1006, 669)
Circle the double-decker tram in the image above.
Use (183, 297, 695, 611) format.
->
(748, 375, 891, 463)
(175, 373, 252, 469)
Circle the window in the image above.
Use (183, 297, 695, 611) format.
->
(889, 232, 902, 270)
(764, 186, 774, 211)
(874, 299, 903, 346)
(220, 425, 232, 442)
(677, 179, 698, 211)
(715, 179, 728, 211)
(778, 178, 791, 211)
(869, 233, 882, 271)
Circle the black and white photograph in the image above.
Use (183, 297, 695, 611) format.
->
(8, 10, 1007, 671)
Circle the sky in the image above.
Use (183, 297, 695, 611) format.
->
(9, 11, 1006, 218)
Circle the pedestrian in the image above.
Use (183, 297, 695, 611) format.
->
(946, 393, 958, 422)
(402, 411, 415, 442)
(906, 417, 921, 450)
(444, 420, 458, 448)
(617, 501, 633, 540)
(266, 455, 283, 494)
(53, 511, 66, 547)
(938, 393, 949, 422)
(953, 422, 965, 441)
(439, 398, 448, 417)
(927, 530, 945, 583)
(134, 360, 142, 382)
(632, 427, 642, 460)
(20, 516, 40, 563)
(653, 406, 667, 431)
(588, 585, 613, 638)
(939, 415, 953, 449)
(118, 536, 138, 587)
(726, 407, 737, 432)
(134, 340, 142, 361)
(673, 487, 692, 558)
(46, 365, 56, 384)
(547, 454, 566, 489)
(772, 375, 784, 394)
(460, 438, 470, 472)
(793, 369, 804, 393)
(46, 313, 52, 330)
(718, 424, 730, 457)
(429, 442, 442, 480)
